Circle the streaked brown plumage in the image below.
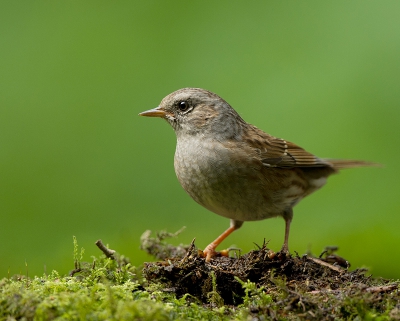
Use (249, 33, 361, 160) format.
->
(140, 88, 374, 261)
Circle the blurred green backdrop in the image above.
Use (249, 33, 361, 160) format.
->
(1, 1, 399, 278)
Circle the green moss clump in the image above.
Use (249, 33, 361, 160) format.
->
(0, 237, 238, 320)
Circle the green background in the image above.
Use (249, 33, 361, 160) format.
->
(1, 1, 399, 278)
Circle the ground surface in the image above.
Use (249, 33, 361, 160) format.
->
(1, 231, 399, 320)
(142, 230, 400, 319)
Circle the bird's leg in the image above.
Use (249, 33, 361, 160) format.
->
(203, 226, 235, 262)
(203, 219, 243, 262)
(280, 208, 293, 255)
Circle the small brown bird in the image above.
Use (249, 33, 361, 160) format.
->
(140, 88, 373, 261)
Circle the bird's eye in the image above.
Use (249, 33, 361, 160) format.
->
(178, 101, 189, 112)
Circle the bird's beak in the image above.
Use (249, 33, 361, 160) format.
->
(139, 106, 167, 118)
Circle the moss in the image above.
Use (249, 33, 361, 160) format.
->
(1, 232, 399, 320)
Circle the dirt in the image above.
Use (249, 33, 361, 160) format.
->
(141, 231, 399, 318)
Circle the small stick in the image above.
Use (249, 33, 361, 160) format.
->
(181, 238, 196, 262)
(69, 268, 81, 277)
(69, 258, 82, 277)
(309, 284, 399, 295)
(365, 284, 398, 293)
(306, 256, 343, 273)
(95, 239, 116, 259)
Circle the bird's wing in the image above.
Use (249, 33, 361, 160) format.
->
(246, 126, 331, 168)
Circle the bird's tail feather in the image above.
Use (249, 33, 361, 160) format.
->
(324, 159, 380, 170)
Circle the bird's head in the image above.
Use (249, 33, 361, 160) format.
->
(139, 88, 245, 140)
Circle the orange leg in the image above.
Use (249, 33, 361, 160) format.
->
(203, 220, 243, 262)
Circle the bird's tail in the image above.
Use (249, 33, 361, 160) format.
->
(324, 159, 380, 170)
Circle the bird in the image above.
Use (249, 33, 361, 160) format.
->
(139, 88, 374, 262)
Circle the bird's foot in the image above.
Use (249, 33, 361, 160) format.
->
(200, 243, 229, 262)
(277, 245, 291, 259)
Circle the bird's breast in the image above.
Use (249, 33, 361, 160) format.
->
(174, 138, 234, 207)
(173, 137, 292, 221)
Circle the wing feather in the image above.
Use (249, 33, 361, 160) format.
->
(245, 126, 330, 168)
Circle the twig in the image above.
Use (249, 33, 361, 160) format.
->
(181, 238, 196, 262)
(309, 284, 399, 295)
(69, 268, 81, 277)
(365, 284, 398, 293)
(306, 256, 344, 273)
(95, 239, 116, 259)
(69, 258, 82, 277)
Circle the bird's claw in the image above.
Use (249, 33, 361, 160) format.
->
(200, 244, 229, 262)
(277, 247, 291, 260)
